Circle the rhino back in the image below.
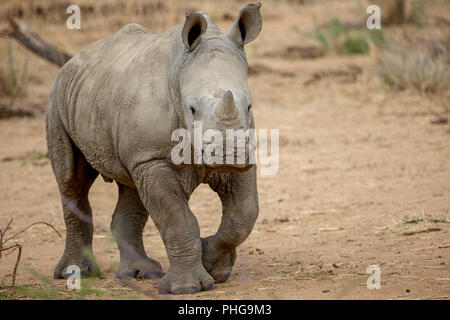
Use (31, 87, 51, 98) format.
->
(52, 23, 179, 186)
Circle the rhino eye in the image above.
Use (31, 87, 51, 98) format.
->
(189, 106, 196, 115)
(247, 104, 252, 112)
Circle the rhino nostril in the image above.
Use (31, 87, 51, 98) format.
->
(189, 106, 196, 115)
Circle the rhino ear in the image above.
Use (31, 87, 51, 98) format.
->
(182, 12, 207, 50)
(228, 3, 262, 46)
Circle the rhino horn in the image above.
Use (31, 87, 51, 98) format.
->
(216, 90, 238, 120)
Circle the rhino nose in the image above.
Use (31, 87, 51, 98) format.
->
(215, 90, 239, 121)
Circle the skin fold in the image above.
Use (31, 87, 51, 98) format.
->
(46, 3, 262, 295)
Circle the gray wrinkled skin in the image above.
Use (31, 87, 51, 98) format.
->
(46, 3, 262, 294)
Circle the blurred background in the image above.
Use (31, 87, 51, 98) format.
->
(0, 0, 449, 112)
(0, 0, 449, 300)
(0, 0, 450, 112)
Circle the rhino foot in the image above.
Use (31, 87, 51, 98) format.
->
(116, 257, 163, 280)
(201, 236, 237, 283)
(54, 250, 101, 279)
(157, 266, 214, 295)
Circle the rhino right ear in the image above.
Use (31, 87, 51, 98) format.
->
(182, 13, 207, 51)
(228, 3, 262, 46)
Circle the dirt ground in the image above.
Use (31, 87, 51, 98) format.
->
(0, 0, 449, 299)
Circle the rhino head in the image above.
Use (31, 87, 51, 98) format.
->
(169, 3, 262, 171)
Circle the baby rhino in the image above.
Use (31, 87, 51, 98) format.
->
(46, 3, 262, 294)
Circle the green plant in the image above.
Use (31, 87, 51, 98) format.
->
(296, 17, 384, 55)
(73, 279, 106, 300)
(15, 285, 60, 300)
(20, 268, 61, 299)
(20, 150, 49, 166)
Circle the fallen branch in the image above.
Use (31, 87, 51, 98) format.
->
(0, 104, 34, 119)
(401, 227, 442, 236)
(0, 17, 73, 67)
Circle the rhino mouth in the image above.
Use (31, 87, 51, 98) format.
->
(204, 161, 253, 172)
(201, 147, 253, 171)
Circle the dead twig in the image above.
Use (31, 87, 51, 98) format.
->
(3, 221, 62, 243)
(401, 227, 442, 236)
(11, 244, 21, 288)
(0, 218, 62, 293)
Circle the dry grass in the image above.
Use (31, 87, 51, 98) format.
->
(389, 210, 449, 235)
(374, 36, 450, 94)
(0, 40, 28, 99)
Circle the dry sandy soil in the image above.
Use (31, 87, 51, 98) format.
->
(0, 0, 449, 299)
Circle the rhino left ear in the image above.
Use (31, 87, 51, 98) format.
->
(228, 3, 262, 46)
(182, 12, 207, 51)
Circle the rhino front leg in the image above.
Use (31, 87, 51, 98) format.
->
(203, 167, 259, 282)
(132, 161, 214, 295)
(111, 183, 163, 280)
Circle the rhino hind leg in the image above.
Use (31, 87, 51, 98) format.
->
(111, 183, 163, 279)
(47, 112, 100, 279)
